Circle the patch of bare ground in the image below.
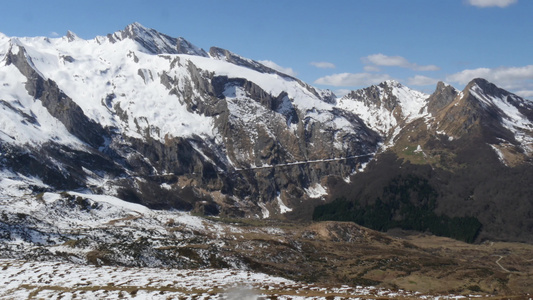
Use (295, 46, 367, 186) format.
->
(214, 219, 533, 297)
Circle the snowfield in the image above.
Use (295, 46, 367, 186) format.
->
(0, 24, 353, 147)
(0, 259, 476, 300)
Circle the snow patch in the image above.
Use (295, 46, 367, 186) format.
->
(258, 202, 270, 219)
(160, 183, 172, 190)
(305, 183, 328, 199)
(276, 195, 292, 214)
(490, 144, 508, 166)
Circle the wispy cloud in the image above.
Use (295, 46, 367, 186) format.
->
(363, 65, 381, 72)
(466, 0, 517, 8)
(314, 72, 392, 87)
(258, 60, 297, 76)
(407, 75, 440, 86)
(50, 32, 60, 37)
(362, 54, 440, 71)
(310, 61, 336, 69)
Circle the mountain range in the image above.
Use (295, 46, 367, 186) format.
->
(1, 23, 532, 244)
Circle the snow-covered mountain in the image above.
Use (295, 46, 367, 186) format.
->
(338, 80, 430, 144)
(1, 23, 533, 242)
(0, 23, 380, 218)
(339, 78, 533, 163)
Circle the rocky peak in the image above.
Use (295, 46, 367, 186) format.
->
(466, 78, 509, 101)
(319, 89, 337, 104)
(65, 31, 79, 42)
(109, 22, 208, 57)
(344, 80, 428, 116)
(461, 78, 525, 121)
(380, 79, 403, 89)
(429, 78, 533, 150)
(425, 81, 459, 115)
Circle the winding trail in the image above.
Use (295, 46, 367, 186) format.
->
(234, 154, 373, 171)
(494, 255, 511, 273)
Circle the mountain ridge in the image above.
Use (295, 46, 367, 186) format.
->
(0, 23, 532, 243)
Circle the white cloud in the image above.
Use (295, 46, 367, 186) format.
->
(466, 0, 517, 8)
(258, 60, 297, 76)
(310, 61, 336, 69)
(446, 65, 533, 86)
(516, 90, 533, 99)
(50, 32, 60, 37)
(334, 89, 352, 98)
(407, 75, 440, 86)
(363, 54, 409, 67)
(314, 72, 392, 87)
(363, 65, 381, 72)
(446, 65, 533, 97)
(362, 53, 440, 71)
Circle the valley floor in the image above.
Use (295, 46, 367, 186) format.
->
(0, 259, 489, 300)
(2, 189, 533, 299)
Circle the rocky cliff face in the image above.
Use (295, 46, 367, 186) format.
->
(425, 81, 458, 116)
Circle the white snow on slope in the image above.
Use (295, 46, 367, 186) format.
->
(191, 55, 331, 111)
(0, 258, 440, 299)
(0, 31, 349, 147)
(338, 96, 398, 136)
(489, 144, 507, 166)
(338, 80, 429, 137)
(305, 183, 328, 199)
(0, 63, 84, 146)
(8, 36, 214, 142)
(470, 84, 533, 152)
(388, 80, 429, 121)
(277, 195, 292, 214)
(0, 172, 211, 235)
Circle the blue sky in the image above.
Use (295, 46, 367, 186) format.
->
(1, 0, 532, 98)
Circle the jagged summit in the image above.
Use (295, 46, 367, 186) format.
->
(337, 79, 429, 138)
(380, 79, 403, 88)
(464, 77, 532, 117)
(425, 81, 459, 115)
(65, 30, 79, 42)
(107, 22, 208, 56)
(466, 77, 515, 102)
(125, 22, 149, 34)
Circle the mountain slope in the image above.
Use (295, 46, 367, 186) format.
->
(1, 23, 532, 242)
(322, 78, 533, 243)
(0, 23, 379, 219)
(338, 80, 430, 150)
